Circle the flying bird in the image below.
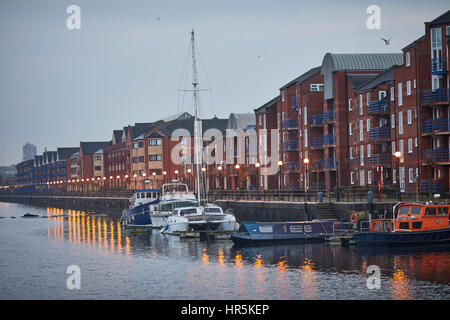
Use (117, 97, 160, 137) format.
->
(380, 37, 391, 45)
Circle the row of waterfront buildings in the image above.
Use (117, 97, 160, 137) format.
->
(14, 11, 450, 195)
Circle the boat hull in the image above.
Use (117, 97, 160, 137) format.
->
(122, 201, 156, 228)
(231, 221, 336, 246)
(353, 227, 450, 246)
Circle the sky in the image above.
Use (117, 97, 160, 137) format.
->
(0, 0, 449, 165)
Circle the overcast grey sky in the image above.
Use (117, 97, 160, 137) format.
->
(0, 0, 448, 165)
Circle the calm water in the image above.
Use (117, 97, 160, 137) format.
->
(0, 202, 449, 300)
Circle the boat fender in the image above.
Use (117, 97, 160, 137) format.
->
(350, 213, 358, 223)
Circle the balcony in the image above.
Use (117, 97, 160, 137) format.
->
(311, 136, 323, 148)
(368, 99, 390, 115)
(431, 57, 448, 75)
(283, 139, 298, 151)
(422, 118, 450, 134)
(323, 134, 336, 145)
(423, 148, 450, 163)
(313, 157, 337, 170)
(291, 96, 298, 110)
(421, 179, 444, 193)
(368, 153, 391, 166)
(311, 114, 323, 126)
(282, 118, 298, 130)
(284, 161, 299, 172)
(323, 110, 335, 122)
(421, 88, 449, 104)
(369, 126, 390, 141)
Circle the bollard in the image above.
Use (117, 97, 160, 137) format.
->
(318, 192, 324, 203)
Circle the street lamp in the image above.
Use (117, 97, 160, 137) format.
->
(394, 151, 402, 201)
(303, 158, 309, 200)
(162, 171, 167, 185)
(255, 162, 261, 191)
(217, 165, 223, 190)
(278, 160, 283, 198)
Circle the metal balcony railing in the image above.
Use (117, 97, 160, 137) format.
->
(311, 136, 323, 148)
(323, 134, 336, 145)
(313, 157, 337, 170)
(368, 153, 391, 166)
(431, 57, 448, 75)
(368, 99, 390, 114)
(421, 88, 449, 104)
(423, 148, 450, 162)
(422, 118, 450, 133)
(323, 110, 335, 122)
(421, 179, 443, 193)
(369, 126, 390, 140)
(284, 161, 299, 172)
(291, 96, 298, 109)
(283, 139, 298, 151)
(311, 114, 323, 126)
(282, 118, 298, 129)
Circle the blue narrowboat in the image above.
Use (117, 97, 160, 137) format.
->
(231, 220, 337, 246)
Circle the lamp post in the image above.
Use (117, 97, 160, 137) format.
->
(201, 167, 207, 198)
(234, 164, 240, 190)
(142, 172, 146, 189)
(175, 169, 179, 182)
(303, 158, 309, 201)
(187, 168, 192, 190)
(394, 151, 402, 201)
(217, 165, 223, 190)
(162, 171, 167, 186)
(152, 172, 157, 189)
(277, 160, 283, 200)
(255, 162, 261, 191)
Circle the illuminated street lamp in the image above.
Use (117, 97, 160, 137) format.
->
(255, 162, 261, 191)
(217, 165, 223, 190)
(277, 160, 283, 196)
(394, 151, 402, 201)
(303, 158, 310, 201)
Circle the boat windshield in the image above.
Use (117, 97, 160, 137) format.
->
(159, 201, 196, 212)
(179, 208, 199, 216)
(204, 207, 222, 213)
(163, 184, 188, 194)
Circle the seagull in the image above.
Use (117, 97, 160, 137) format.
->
(380, 37, 391, 45)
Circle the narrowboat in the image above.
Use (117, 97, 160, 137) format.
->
(230, 220, 338, 246)
(121, 189, 159, 229)
(353, 202, 450, 246)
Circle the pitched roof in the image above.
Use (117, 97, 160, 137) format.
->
(57, 147, 80, 160)
(403, 35, 426, 50)
(254, 96, 280, 114)
(150, 118, 228, 137)
(80, 141, 111, 155)
(356, 68, 394, 93)
(113, 130, 123, 143)
(280, 66, 322, 89)
(130, 122, 161, 141)
(426, 10, 450, 27)
(348, 74, 379, 90)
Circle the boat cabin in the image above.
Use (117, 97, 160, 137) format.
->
(173, 207, 203, 217)
(132, 189, 160, 207)
(369, 203, 450, 232)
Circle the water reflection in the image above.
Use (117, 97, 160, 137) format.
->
(46, 207, 129, 256)
(300, 258, 317, 300)
(392, 268, 412, 300)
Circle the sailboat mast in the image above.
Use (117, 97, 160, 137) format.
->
(191, 29, 202, 206)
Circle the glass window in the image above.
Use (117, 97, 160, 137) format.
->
(425, 207, 437, 216)
(399, 206, 410, 215)
(438, 206, 448, 215)
(410, 206, 421, 215)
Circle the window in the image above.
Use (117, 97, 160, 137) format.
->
(366, 92, 370, 106)
(406, 52, 411, 67)
(414, 79, 416, 89)
(408, 168, 414, 183)
(259, 114, 262, 126)
(359, 119, 364, 141)
(350, 147, 354, 159)
(393, 169, 396, 183)
(367, 144, 371, 158)
(407, 109, 412, 124)
(310, 84, 324, 92)
(391, 114, 395, 128)
(360, 145, 364, 166)
(368, 170, 372, 185)
(133, 157, 139, 163)
(281, 91, 285, 102)
(390, 87, 395, 101)
(149, 139, 162, 146)
(378, 91, 387, 100)
(290, 225, 303, 233)
(425, 207, 436, 216)
(133, 143, 139, 149)
(360, 170, 365, 186)
(399, 140, 404, 162)
(149, 154, 162, 161)
(348, 99, 352, 111)
(304, 129, 308, 147)
(392, 141, 396, 155)
(349, 123, 353, 135)
(94, 166, 101, 171)
(415, 137, 418, 147)
(406, 81, 411, 96)
(398, 82, 403, 106)
(350, 172, 355, 184)
(366, 118, 370, 132)
(304, 107, 307, 125)
(359, 94, 363, 115)
(138, 141, 144, 148)
(408, 139, 413, 153)
(398, 111, 403, 134)
(414, 107, 418, 118)
(139, 156, 144, 162)
(94, 156, 102, 161)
